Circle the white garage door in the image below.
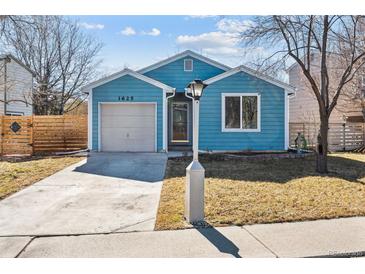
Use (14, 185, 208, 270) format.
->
(100, 103, 156, 152)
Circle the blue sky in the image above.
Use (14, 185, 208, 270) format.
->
(72, 16, 255, 74)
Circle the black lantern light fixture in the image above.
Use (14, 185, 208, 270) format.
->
(187, 79, 207, 100)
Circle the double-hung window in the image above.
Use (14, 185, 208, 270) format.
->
(222, 93, 261, 132)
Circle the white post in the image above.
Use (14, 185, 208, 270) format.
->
(185, 99, 205, 223)
(193, 99, 199, 161)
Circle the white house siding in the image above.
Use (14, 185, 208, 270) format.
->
(0, 59, 5, 115)
(0, 57, 33, 116)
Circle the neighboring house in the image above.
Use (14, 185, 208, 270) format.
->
(0, 54, 34, 116)
(288, 56, 364, 124)
(83, 50, 294, 152)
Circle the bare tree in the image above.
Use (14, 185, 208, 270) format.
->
(242, 16, 365, 173)
(336, 68, 365, 121)
(1, 16, 102, 115)
(0, 17, 37, 113)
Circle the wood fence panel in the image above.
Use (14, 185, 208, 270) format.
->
(1, 116, 33, 155)
(290, 122, 365, 151)
(0, 115, 88, 155)
(33, 115, 87, 153)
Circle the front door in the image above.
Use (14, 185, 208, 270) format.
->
(171, 102, 189, 143)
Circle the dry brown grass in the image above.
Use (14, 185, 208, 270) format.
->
(155, 153, 365, 230)
(0, 156, 84, 200)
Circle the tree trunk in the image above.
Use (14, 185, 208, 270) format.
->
(316, 113, 329, 173)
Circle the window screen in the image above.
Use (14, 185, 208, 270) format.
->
(184, 59, 193, 71)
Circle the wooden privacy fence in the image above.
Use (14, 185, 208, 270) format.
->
(0, 115, 87, 156)
(290, 122, 365, 151)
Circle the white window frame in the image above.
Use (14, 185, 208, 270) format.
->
(170, 102, 190, 143)
(184, 59, 193, 72)
(221, 93, 261, 132)
(6, 111, 24, 116)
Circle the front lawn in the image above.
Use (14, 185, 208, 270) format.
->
(0, 156, 85, 200)
(155, 153, 365, 230)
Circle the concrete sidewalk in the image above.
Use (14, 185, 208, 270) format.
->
(2, 217, 365, 258)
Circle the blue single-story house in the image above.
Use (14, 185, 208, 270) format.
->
(83, 50, 294, 153)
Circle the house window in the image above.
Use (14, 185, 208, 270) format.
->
(222, 93, 261, 132)
(184, 59, 193, 71)
(6, 111, 24, 116)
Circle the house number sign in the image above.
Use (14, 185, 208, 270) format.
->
(118, 96, 134, 101)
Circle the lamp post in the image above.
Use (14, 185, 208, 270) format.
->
(185, 79, 208, 224)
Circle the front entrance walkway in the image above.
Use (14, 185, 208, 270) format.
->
(0, 152, 167, 237)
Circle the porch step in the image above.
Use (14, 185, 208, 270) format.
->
(168, 145, 192, 151)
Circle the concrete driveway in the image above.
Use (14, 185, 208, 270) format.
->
(0, 152, 167, 236)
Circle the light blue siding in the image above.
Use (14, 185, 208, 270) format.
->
(91, 75, 164, 151)
(90, 54, 287, 152)
(143, 56, 225, 91)
(199, 72, 285, 151)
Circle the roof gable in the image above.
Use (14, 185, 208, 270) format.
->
(0, 54, 35, 76)
(138, 50, 231, 74)
(81, 68, 174, 92)
(204, 65, 295, 92)
(141, 54, 227, 91)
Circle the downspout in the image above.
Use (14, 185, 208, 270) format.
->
(3, 57, 9, 115)
(165, 88, 175, 152)
(166, 89, 176, 100)
(3, 56, 12, 115)
(184, 88, 194, 101)
(285, 89, 296, 150)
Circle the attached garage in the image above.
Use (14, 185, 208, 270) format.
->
(100, 103, 156, 152)
(84, 68, 174, 152)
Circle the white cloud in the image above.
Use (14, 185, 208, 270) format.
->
(120, 26, 136, 36)
(177, 31, 238, 49)
(142, 28, 161, 36)
(175, 18, 255, 58)
(216, 18, 253, 33)
(79, 22, 104, 30)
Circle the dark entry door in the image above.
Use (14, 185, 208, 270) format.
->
(171, 102, 189, 143)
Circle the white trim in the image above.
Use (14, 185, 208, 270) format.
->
(5, 111, 24, 116)
(98, 102, 158, 152)
(81, 68, 174, 92)
(0, 54, 35, 76)
(165, 89, 176, 153)
(284, 90, 289, 150)
(170, 101, 190, 142)
(162, 90, 167, 152)
(184, 58, 193, 72)
(138, 50, 230, 74)
(205, 66, 296, 93)
(221, 93, 261, 133)
(98, 103, 101, 151)
(87, 89, 93, 150)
